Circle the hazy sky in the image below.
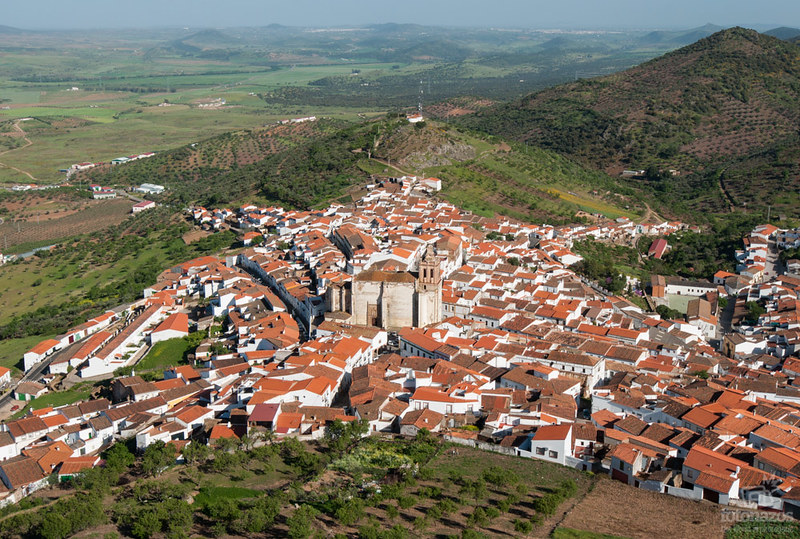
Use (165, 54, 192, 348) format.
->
(5, 0, 800, 30)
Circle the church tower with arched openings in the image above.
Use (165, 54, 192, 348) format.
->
(415, 243, 442, 327)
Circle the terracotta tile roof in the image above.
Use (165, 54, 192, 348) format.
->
(694, 470, 736, 493)
(58, 456, 100, 476)
(0, 455, 46, 488)
(614, 415, 648, 436)
(401, 408, 444, 430)
(6, 417, 48, 440)
(27, 339, 61, 356)
(532, 424, 572, 441)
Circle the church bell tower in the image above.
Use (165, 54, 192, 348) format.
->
(415, 243, 442, 326)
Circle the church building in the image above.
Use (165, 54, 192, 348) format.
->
(348, 244, 442, 329)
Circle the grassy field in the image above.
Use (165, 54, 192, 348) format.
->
(548, 188, 639, 220)
(136, 338, 190, 372)
(11, 383, 95, 419)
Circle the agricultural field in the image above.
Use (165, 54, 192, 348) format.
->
(0, 209, 236, 345)
(0, 195, 133, 252)
(559, 476, 727, 538)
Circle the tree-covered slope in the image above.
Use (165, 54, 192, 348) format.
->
(457, 28, 800, 217)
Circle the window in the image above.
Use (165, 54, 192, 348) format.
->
(536, 447, 546, 456)
(549, 450, 558, 459)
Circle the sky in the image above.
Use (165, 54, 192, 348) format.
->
(4, 0, 800, 30)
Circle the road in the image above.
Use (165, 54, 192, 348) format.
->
(764, 237, 783, 279)
(0, 119, 39, 182)
(0, 353, 57, 416)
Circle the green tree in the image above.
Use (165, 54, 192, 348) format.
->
(746, 301, 766, 323)
(130, 510, 161, 539)
(141, 441, 177, 477)
(287, 504, 318, 539)
(182, 441, 210, 464)
(656, 304, 682, 320)
(104, 442, 135, 472)
(514, 519, 533, 534)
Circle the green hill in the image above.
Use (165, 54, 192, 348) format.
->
(80, 118, 369, 209)
(456, 27, 800, 218)
(79, 115, 642, 224)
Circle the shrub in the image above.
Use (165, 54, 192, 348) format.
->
(482, 466, 519, 486)
(287, 505, 318, 539)
(397, 496, 416, 509)
(436, 498, 459, 516)
(418, 486, 442, 499)
(335, 499, 366, 526)
(467, 507, 488, 527)
(514, 519, 533, 534)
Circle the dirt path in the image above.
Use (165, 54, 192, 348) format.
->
(639, 201, 665, 224)
(369, 157, 414, 177)
(0, 120, 39, 182)
(717, 169, 736, 212)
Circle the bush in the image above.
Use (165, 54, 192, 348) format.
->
(418, 467, 436, 480)
(335, 498, 366, 526)
(496, 499, 511, 513)
(418, 486, 442, 498)
(532, 493, 560, 516)
(514, 519, 533, 534)
(287, 504, 318, 539)
(482, 466, 519, 486)
(397, 495, 416, 509)
(358, 523, 409, 539)
(436, 498, 459, 516)
(467, 507, 488, 527)
(532, 479, 577, 516)
(460, 478, 487, 501)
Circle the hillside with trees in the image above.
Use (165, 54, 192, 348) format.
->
(457, 28, 800, 218)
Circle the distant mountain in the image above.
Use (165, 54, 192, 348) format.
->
(765, 27, 800, 41)
(367, 23, 426, 34)
(0, 25, 24, 34)
(144, 29, 243, 59)
(539, 36, 574, 50)
(459, 28, 800, 217)
(640, 23, 726, 46)
(398, 39, 473, 62)
(174, 29, 241, 50)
